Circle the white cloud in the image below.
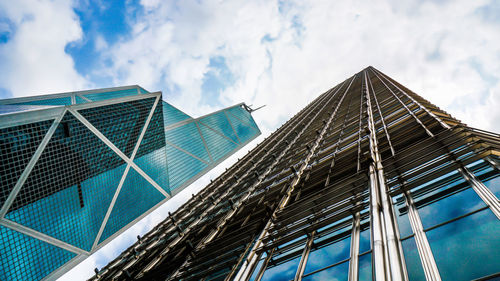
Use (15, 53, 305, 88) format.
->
(1, 0, 499, 280)
(0, 0, 88, 97)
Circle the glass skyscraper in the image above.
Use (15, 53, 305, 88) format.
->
(91, 67, 499, 281)
(0, 85, 261, 280)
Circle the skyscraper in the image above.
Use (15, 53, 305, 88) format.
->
(0, 86, 260, 280)
(91, 67, 500, 281)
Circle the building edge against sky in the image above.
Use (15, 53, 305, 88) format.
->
(0, 85, 261, 281)
(90, 67, 499, 281)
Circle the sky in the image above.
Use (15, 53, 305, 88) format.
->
(0, 0, 499, 279)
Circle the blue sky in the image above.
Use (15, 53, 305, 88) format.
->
(0, 0, 499, 279)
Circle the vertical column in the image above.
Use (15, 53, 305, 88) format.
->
(348, 213, 361, 281)
(294, 232, 315, 281)
(364, 71, 406, 281)
(403, 190, 442, 281)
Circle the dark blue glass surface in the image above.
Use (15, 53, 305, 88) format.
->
(165, 122, 210, 162)
(99, 167, 167, 243)
(358, 252, 372, 280)
(261, 256, 301, 281)
(302, 260, 349, 281)
(426, 209, 500, 281)
(401, 237, 426, 281)
(304, 236, 351, 274)
(0, 225, 76, 281)
(226, 111, 260, 144)
(359, 229, 371, 254)
(200, 111, 239, 143)
(418, 187, 485, 229)
(162, 101, 192, 126)
(198, 122, 238, 162)
(483, 175, 500, 199)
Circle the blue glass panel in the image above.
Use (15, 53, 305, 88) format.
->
(401, 237, 426, 281)
(99, 167, 167, 244)
(0, 104, 55, 115)
(418, 187, 486, 229)
(227, 105, 259, 129)
(225, 111, 260, 144)
(249, 257, 266, 281)
(359, 229, 371, 254)
(166, 144, 208, 191)
(358, 252, 372, 281)
(134, 147, 170, 194)
(0, 225, 76, 281)
(199, 111, 239, 143)
(6, 164, 125, 251)
(0, 119, 53, 207)
(393, 196, 413, 238)
(138, 87, 149, 94)
(261, 256, 301, 281)
(78, 97, 155, 157)
(426, 209, 500, 281)
(198, 122, 238, 162)
(83, 88, 138, 102)
(304, 236, 351, 274)
(75, 95, 88, 104)
(165, 122, 210, 162)
(15, 96, 72, 106)
(162, 101, 192, 126)
(302, 260, 349, 281)
(483, 175, 500, 199)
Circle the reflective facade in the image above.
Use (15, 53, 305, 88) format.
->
(91, 67, 500, 281)
(0, 86, 260, 281)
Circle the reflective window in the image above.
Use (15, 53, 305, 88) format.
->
(483, 175, 500, 199)
(359, 229, 371, 254)
(302, 260, 349, 281)
(304, 236, 351, 274)
(426, 209, 500, 281)
(358, 252, 372, 281)
(418, 187, 485, 229)
(261, 256, 301, 281)
(401, 237, 426, 281)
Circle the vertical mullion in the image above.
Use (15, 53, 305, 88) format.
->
(403, 190, 442, 281)
(294, 232, 315, 281)
(348, 213, 361, 281)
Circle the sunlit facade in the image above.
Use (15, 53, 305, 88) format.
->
(91, 67, 499, 281)
(0, 86, 260, 281)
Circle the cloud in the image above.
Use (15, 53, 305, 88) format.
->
(0, 0, 499, 280)
(0, 0, 88, 97)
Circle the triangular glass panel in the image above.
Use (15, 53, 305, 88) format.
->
(77, 97, 155, 157)
(227, 105, 259, 129)
(6, 111, 127, 251)
(75, 95, 88, 104)
(134, 146, 170, 195)
(98, 167, 166, 244)
(165, 122, 210, 162)
(198, 122, 239, 162)
(0, 119, 54, 208)
(0, 225, 76, 281)
(199, 111, 239, 144)
(162, 101, 192, 126)
(166, 143, 208, 192)
(225, 112, 260, 144)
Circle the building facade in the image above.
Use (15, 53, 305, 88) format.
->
(0, 86, 260, 280)
(92, 67, 499, 281)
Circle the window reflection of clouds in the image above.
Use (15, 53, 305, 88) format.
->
(260, 256, 301, 281)
(417, 187, 485, 229)
(426, 209, 500, 281)
(358, 253, 372, 280)
(483, 176, 500, 198)
(302, 260, 349, 281)
(304, 236, 351, 274)
(401, 237, 426, 281)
